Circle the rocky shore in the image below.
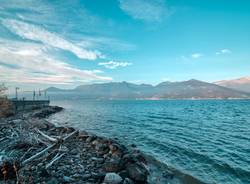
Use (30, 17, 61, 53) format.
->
(0, 106, 150, 184)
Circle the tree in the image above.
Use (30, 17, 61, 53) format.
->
(0, 84, 13, 118)
(0, 83, 7, 96)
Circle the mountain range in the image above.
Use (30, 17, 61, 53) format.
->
(214, 77, 250, 93)
(46, 78, 250, 99)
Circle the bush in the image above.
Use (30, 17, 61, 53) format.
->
(0, 84, 14, 118)
(0, 97, 14, 118)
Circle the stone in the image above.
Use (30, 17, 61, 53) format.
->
(65, 127, 75, 133)
(47, 177, 59, 184)
(109, 144, 119, 153)
(86, 136, 96, 143)
(122, 154, 136, 165)
(123, 178, 134, 184)
(103, 172, 123, 184)
(63, 176, 74, 183)
(112, 149, 123, 158)
(91, 172, 105, 180)
(104, 159, 122, 172)
(82, 174, 92, 180)
(92, 139, 99, 146)
(91, 157, 104, 164)
(133, 153, 147, 164)
(118, 170, 129, 179)
(78, 131, 88, 139)
(96, 143, 109, 153)
(103, 153, 111, 159)
(126, 162, 148, 182)
(72, 173, 82, 179)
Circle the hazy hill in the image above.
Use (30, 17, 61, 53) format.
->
(215, 77, 250, 93)
(74, 82, 154, 99)
(46, 79, 250, 99)
(154, 79, 249, 99)
(46, 87, 64, 92)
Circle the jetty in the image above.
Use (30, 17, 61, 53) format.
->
(11, 99, 50, 111)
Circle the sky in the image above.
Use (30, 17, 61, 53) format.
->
(0, 0, 250, 91)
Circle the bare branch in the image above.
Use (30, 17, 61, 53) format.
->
(45, 153, 65, 169)
(35, 129, 57, 142)
(22, 130, 78, 165)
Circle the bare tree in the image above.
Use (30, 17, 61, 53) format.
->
(0, 84, 13, 118)
(0, 83, 7, 96)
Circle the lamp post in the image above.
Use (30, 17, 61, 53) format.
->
(15, 87, 20, 100)
(33, 90, 36, 101)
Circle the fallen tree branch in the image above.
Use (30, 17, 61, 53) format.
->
(35, 129, 57, 142)
(45, 153, 65, 169)
(62, 130, 78, 141)
(22, 130, 78, 166)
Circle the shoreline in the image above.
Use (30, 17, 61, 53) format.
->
(0, 105, 204, 184)
(0, 106, 150, 184)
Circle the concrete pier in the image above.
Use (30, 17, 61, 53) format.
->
(11, 99, 50, 111)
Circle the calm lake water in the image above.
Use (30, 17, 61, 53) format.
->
(49, 99, 250, 184)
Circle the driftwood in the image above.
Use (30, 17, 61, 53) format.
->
(46, 153, 65, 169)
(0, 129, 78, 181)
(22, 130, 78, 165)
(35, 128, 57, 142)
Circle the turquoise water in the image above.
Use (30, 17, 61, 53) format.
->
(49, 99, 250, 183)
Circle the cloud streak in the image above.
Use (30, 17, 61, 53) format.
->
(0, 39, 112, 85)
(2, 19, 103, 60)
(0, 1, 138, 88)
(119, 0, 169, 22)
(98, 61, 132, 69)
(191, 53, 203, 59)
(216, 49, 232, 55)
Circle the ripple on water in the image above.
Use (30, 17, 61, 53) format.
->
(49, 99, 250, 184)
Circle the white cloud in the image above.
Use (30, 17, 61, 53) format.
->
(0, 0, 109, 36)
(191, 53, 203, 59)
(77, 36, 137, 51)
(119, 0, 170, 22)
(0, 39, 112, 85)
(161, 77, 171, 81)
(2, 19, 103, 60)
(98, 61, 132, 69)
(216, 49, 232, 55)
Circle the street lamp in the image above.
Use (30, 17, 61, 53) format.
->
(15, 87, 20, 100)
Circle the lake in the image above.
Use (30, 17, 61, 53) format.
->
(49, 99, 250, 183)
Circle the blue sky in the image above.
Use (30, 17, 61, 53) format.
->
(0, 0, 250, 90)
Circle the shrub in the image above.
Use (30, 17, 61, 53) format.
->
(0, 84, 14, 118)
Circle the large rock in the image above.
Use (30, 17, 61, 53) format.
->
(118, 170, 129, 179)
(126, 162, 149, 183)
(122, 154, 136, 165)
(86, 135, 97, 143)
(104, 159, 122, 172)
(103, 172, 123, 184)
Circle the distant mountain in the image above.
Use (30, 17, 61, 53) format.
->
(74, 81, 154, 99)
(215, 77, 250, 93)
(46, 79, 250, 99)
(46, 87, 64, 92)
(154, 79, 249, 99)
